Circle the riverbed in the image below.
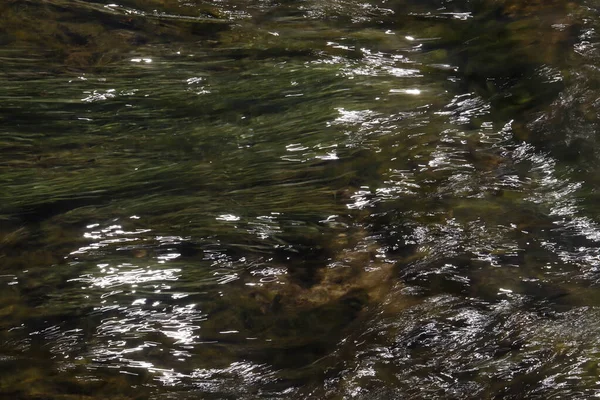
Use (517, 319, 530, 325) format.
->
(2, 0, 600, 398)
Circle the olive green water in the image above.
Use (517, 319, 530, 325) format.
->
(2, 0, 600, 398)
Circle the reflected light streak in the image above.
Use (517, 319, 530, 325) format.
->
(390, 88, 421, 95)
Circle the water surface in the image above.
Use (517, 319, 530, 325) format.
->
(2, 0, 600, 398)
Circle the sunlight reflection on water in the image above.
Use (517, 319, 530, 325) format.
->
(4, 0, 600, 398)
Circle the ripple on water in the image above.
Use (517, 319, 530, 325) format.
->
(4, 0, 600, 398)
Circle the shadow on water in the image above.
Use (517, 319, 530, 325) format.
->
(3, 0, 600, 398)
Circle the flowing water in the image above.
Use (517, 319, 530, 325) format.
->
(2, 0, 600, 398)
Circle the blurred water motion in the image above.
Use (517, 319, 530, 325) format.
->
(2, 0, 600, 398)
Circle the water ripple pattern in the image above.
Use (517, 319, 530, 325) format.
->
(2, 0, 600, 398)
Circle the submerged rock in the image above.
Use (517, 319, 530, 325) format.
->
(198, 226, 406, 367)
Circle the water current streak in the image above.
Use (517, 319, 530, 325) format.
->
(2, 0, 600, 399)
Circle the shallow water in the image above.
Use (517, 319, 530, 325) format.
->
(2, 0, 600, 398)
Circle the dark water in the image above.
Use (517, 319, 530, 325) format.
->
(2, 0, 600, 398)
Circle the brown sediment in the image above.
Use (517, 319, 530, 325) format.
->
(244, 226, 401, 315)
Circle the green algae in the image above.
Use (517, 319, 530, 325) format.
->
(0, 0, 230, 70)
(3, 0, 600, 398)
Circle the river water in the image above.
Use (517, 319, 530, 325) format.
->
(2, 0, 600, 398)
